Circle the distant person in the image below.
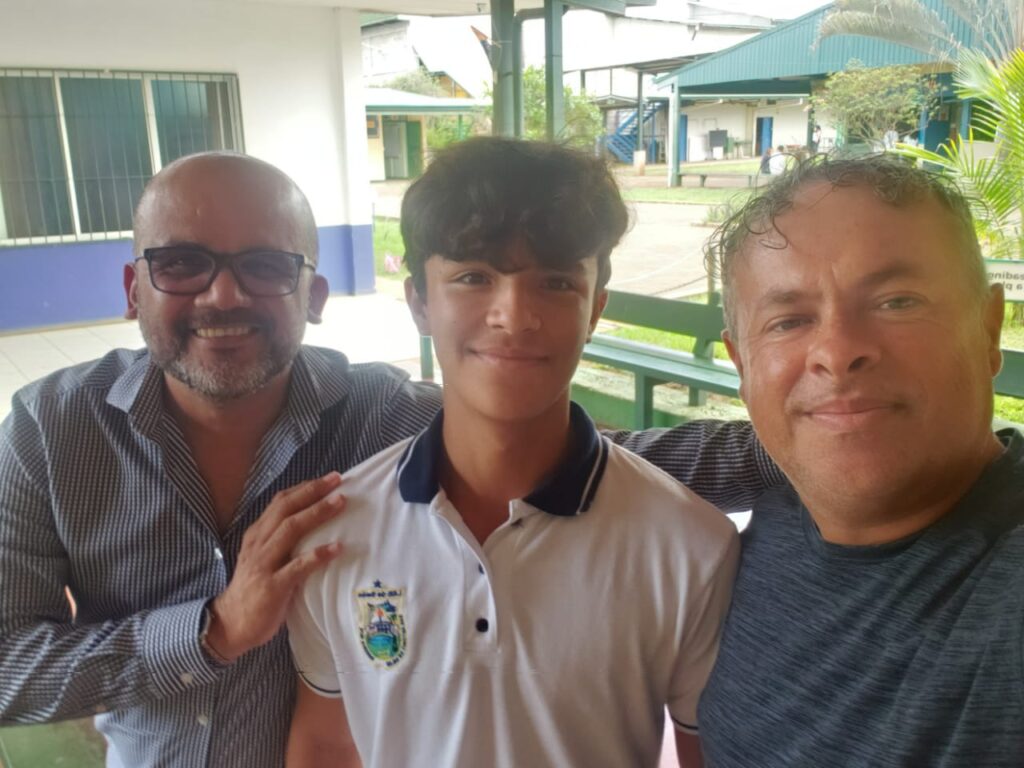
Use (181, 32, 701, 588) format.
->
(285, 136, 739, 768)
(810, 123, 822, 153)
(759, 145, 773, 175)
(768, 145, 787, 175)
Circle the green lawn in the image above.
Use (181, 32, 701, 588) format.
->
(0, 720, 105, 767)
(372, 216, 406, 281)
(621, 187, 754, 205)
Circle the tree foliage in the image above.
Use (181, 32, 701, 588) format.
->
(485, 66, 603, 149)
(811, 60, 939, 143)
(520, 66, 603, 148)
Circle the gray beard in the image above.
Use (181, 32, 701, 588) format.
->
(138, 313, 296, 403)
(160, 350, 287, 402)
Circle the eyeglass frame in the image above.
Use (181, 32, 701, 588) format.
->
(135, 246, 315, 297)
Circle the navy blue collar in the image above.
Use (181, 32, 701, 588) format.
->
(396, 402, 608, 517)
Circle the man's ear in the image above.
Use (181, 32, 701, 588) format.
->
(984, 282, 1005, 378)
(404, 277, 431, 336)
(723, 329, 747, 403)
(124, 263, 140, 320)
(588, 289, 609, 339)
(306, 275, 329, 325)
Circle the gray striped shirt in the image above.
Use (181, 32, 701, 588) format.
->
(0, 347, 779, 767)
(0, 346, 442, 768)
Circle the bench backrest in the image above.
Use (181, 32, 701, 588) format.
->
(996, 349, 1024, 399)
(600, 290, 726, 360)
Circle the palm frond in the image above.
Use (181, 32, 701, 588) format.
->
(944, 0, 1024, 62)
(819, 0, 955, 58)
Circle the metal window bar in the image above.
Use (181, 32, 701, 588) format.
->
(0, 67, 243, 247)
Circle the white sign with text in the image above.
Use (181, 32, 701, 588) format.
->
(986, 260, 1024, 303)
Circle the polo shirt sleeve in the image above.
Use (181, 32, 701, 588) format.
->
(666, 530, 740, 733)
(287, 570, 342, 699)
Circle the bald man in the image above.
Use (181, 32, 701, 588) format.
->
(0, 152, 442, 768)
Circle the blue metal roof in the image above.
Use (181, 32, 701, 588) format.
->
(660, 0, 981, 90)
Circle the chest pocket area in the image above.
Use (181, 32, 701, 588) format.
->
(334, 578, 468, 678)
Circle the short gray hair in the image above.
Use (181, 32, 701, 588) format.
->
(705, 153, 987, 334)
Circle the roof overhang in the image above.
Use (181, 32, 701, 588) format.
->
(675, 78, 813, 98)
(365, 87, 486, 114)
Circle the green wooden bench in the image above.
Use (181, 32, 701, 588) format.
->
(678, 172, 759, 188)
(996, 348, 1024, 398)
(580, 291, 738, 429)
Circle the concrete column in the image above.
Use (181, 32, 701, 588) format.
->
(544, 0, 565, 141)
(491, 0, 516, 137)
(636, 70, 644, 150)
(667, 83, 680, 187)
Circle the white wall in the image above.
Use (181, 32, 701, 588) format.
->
(0, 0, 371, 228)
(682, 103, 753, 161)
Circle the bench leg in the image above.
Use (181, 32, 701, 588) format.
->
(688, 387, 707, 407)
(635, 376, 655, 429)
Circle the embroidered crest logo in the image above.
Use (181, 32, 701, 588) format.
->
(354, 580, 407, 668)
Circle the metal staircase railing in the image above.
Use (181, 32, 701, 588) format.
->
(606, 102, 663, 163)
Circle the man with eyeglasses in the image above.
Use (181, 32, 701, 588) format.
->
(0, 152, 446, 768)
(0, 151, 774, 767)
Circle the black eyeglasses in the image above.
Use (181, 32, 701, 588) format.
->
(137, 246, 313, 297)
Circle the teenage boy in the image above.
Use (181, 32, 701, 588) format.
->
(284, 137, 739, 768)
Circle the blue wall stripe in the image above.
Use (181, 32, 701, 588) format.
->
(0, 223, 375, 332)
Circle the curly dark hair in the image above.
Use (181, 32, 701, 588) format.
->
(705, 152, 986, 334)
(401, 136, 629, 295)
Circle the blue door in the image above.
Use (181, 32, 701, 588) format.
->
(756, 117, 774, 155)
(678, 114, 688, 164)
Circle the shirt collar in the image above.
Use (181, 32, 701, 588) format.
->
(396, 402, 608, 517)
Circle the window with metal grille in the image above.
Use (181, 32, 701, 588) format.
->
(0, 69, 243, 244)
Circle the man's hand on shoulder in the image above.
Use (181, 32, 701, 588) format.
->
(204, 473, 347, 663)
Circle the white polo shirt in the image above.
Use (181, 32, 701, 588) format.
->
(288, 404, 738, 768)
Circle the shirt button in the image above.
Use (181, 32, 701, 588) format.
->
(475, 618, 489, 633)
(197, 714, 210, 727)
(477, 563, 484, 575)
(180, 672, 195, 685)
(213, 547, 224, 560)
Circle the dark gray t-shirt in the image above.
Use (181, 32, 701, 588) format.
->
(699, 429, 1024, 768)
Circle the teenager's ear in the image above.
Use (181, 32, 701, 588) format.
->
(405, 277, 431, 336)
